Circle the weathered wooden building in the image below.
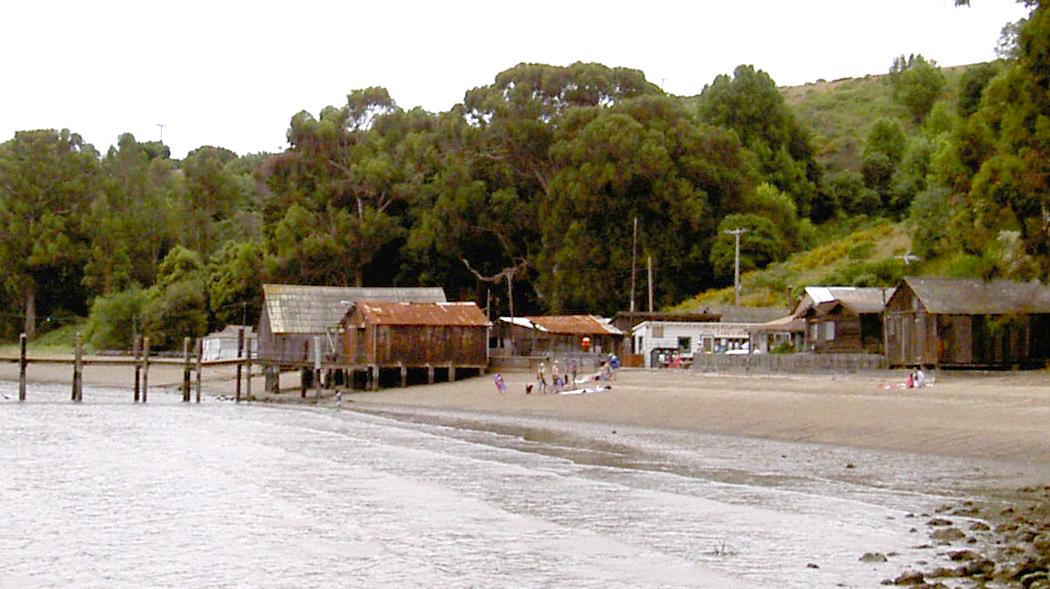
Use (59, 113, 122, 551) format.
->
(796, 286, 893, 354)
(492, 315, 625, 357)
(884, 277, 1050, 368)
(257, 284, 447, 366)
(341, 301, 489, 387)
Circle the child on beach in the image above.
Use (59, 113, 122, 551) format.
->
(537, 362, 548, 394)
(493, 373, 507, 394)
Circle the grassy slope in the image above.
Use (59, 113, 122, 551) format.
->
(674, 64, 980, 311)
(672, 219, 912, 311)
(0, 322, 86, 355)
(781, 65, 970, 176)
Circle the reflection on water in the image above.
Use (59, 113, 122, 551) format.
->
(0, 383, 1035, 588)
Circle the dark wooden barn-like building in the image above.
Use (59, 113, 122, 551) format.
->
(342, 301, 490, 388)
(257, 284, 447, 366)
(796, 287, 893, 354)
(884, 277, 1050, 368)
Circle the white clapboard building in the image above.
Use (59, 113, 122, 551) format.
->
(630, 321, 757, 368)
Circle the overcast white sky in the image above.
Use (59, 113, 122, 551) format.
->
(0, 0, 1030, 159)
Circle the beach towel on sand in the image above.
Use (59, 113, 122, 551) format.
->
(558, 385, 611, 396)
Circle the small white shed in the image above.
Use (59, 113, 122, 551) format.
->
(202, 325, 258, 361)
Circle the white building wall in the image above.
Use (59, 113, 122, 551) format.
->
(632, 322, 754, 368)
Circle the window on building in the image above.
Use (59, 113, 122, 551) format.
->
(652, 325, 664, 338)
(824, 321, 836, 341)
(810, 323, 819, 341)
(677, 336, 691, 352)
(636, 336, 643, 352)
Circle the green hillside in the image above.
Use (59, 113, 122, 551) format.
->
(781, 64, 972, 176)
(672, 218, 912, 311)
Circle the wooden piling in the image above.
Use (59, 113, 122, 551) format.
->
(182, 337, 191, 402)
(399, 362, 407, 388)
(245, 335, 252, 401)
(142, 337, 150, 403)
(449, 362, 456, 383)
(195, 338, 203, 403)
(427, 364, 434, 385)
(72, 333, 83, 402)
(18, 333, 26, 401)
(133, 336, 141, 402)
(235, 327, 244, 403)
(300, 367, 307, 399)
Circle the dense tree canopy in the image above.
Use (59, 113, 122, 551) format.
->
(697, 65, 824, 218)
(5, 19, 1046, 348)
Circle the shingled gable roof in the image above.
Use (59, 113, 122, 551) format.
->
(347, 302, 490, 327)
(262, 284, 447, 334)
(797, 286, 893, 316)
(903, 277, 1050, 315)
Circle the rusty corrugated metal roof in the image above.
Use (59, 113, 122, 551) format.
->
(351, 302, 490, 326)
(519, 315, 624, 336)
(263, 284, 447, 334)
(906, 277, 1050, 315)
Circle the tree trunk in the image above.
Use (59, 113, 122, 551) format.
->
(24, 286, 36, 340)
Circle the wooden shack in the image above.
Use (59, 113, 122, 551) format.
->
(492, 315, 625, 357)
(342, 301, 490, 388)
(257, 284, 447, 366)
(884, 277, 1050, 368)
(796, 287, 893, 354)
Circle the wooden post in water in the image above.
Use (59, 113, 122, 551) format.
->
(300, 367, 307, 398)
(235, 327, 244, 403)
(18, 333, 27, 401)
(245, 335, 252, 401)
(142, 337, 150, 403)
(133, 336, 141, 402)
(182, 337, 191, 402)
(195, 337, 203, 403)
(72, 333, 83, 402)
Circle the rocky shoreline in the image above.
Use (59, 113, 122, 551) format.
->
(883, 485, 1050, 587)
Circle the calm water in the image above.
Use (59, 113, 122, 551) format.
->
(0, 382, 1038, 588)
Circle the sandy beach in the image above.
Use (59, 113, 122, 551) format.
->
(4, 359, 1049, 466)
(344, 368, 1050, 466)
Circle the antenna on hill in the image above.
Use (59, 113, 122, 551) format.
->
(895, 252, 921, 265)
(156, 123, 166, 144)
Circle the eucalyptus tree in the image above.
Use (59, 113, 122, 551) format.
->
(697, 65, 824, 218)
(0, 129, 100, 338)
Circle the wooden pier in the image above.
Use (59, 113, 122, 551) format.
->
(1, 330, 254, 403)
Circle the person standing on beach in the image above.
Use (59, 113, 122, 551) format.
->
(551, 361, 560, 393)
(537, 361, 548, 394)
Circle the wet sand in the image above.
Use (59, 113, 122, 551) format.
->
(3, 360, 1049, 465)
(345, 369, 1050, 466)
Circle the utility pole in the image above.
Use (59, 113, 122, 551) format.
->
(156, 123, 166, 143)
(647, 254, 653, 313)
(630, 216, 638, 313)
(724, 227, 749, 306)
